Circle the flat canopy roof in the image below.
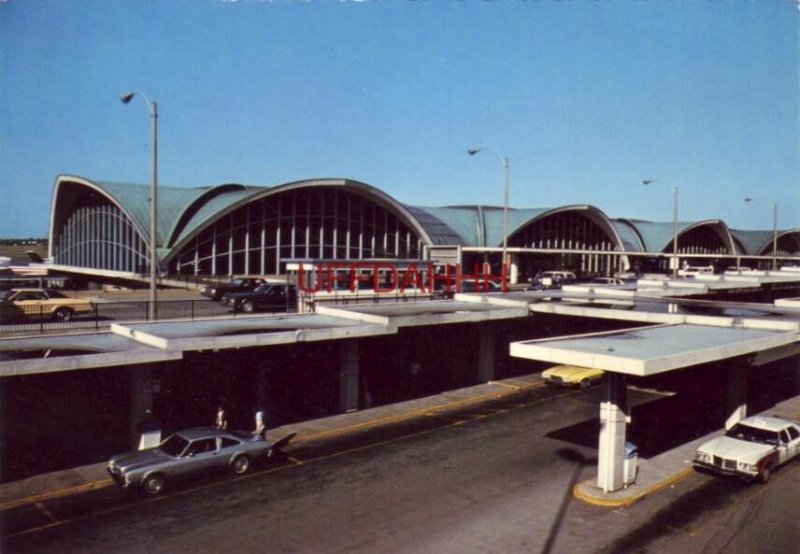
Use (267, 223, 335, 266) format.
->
(510, 323, 799, 377)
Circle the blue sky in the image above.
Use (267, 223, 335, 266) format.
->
(1, 0, 797, 237)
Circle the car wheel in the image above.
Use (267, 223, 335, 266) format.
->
(759, 463, 775, 484)
(242, 301, 255, 314)
(579, 379, 591, 390)
(232, 455, 251, 474)
(53, 308, 74, 322)
(142, 473, 165, 495)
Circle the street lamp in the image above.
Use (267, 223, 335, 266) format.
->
(121, 91, 158, 320)
(468, 148, 510, 278)
(643, 180, 679, 279)
(744, 197, 778, 270)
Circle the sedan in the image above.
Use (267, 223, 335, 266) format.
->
(108, 427, 280, 495)
(541, 364, 604, 389)
(0, 288, 94, 322)
(693, 416, 800, 483)
(201, 277, 263, 300)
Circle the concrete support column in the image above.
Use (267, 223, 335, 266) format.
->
(256, 362, 271, 425)
(339, 340, 360, 413)
(477, 323, 496, 383)
(725, 362, 749, 429)
(597, 372, 628, 493)
(129, 364, 155, 449)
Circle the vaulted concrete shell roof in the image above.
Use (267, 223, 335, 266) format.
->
(49, 175, 792, 264)
(730, 228, 800, 256)
(409, 204, 626, 250)
(613, 218, 738, 254)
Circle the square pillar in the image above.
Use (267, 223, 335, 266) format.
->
(129, 365, 155, 450)
(725, 362, 749, 429)
(339, 340, 360, 413)
(477, 323, 496, 383)
(597, 372, 628, 493)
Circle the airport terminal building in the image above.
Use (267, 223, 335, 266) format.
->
(47, 175, 800, 283)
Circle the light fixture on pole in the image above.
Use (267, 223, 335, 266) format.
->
(744, 196, 778, 271)
(121, 91, 158, 320)
(643, 179, 679, 279)
(468, 148, 509, 279)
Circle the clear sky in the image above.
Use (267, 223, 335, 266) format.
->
(1, 0, 797, 238)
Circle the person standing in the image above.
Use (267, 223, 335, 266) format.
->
(215, 405, 229, 430)
(252, 410, 266, 440)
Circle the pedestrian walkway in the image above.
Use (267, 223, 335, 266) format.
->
(2, 377, 799, 513)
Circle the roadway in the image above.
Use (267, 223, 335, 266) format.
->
(3, 374, 798, 553)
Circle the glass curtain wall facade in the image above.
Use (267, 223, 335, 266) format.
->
(171, 187, 424, 276)
(52, 195, 148, 274)
(509, 212, 622, 277)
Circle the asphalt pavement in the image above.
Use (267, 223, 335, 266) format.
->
(2, 374, 799, 515)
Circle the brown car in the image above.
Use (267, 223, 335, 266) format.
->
(0, 288, 94, 322)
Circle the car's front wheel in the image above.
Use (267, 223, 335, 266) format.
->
(142, 473, 166, 495)
(232, 455, 251, 474)
(759, 462, 775, 484)
(242, 301, 255, 314)
(53, 307, 74, 322)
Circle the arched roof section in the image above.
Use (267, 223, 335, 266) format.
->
(730, 229, 800, 256)
(49, 175, 153, 252)
(612, 219, 647, 252)
(615, 219, 735, 254)
(513, 204, 630, 251)
(407, 204, 628, 251)
(164, 184, 259, 247)
(50, 175, 247, 251)
(165, 178, 439, 263)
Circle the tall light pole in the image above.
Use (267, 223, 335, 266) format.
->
(744, 196, 778, 270)
(643, 180, 679, 279)
(468, 148, 509, 278)
(121, 91, 158, 320)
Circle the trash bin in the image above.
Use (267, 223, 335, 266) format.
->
(623, 442, 638, 487)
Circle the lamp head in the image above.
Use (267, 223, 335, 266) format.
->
(467, 148, 481, 156)
(120, 92, 135, 104)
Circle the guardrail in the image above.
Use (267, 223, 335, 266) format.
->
(0, 299, 230, 335)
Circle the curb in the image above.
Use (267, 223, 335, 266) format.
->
(572, 466, 694, 508)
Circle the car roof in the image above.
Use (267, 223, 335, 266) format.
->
(738, 416, 796, 432)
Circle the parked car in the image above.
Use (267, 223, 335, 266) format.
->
(677, 265, 714, 277)
(108, 427, 282, 495)
(526, 271, 577, 291)
(589, 277, 628, 287)
(0, 288, 94, 322)
(693, 415, 800, 484)
(542, 364, 604, 389)
(725, 266, 753, 275)
(201, 277, 264, 300)
(223, 283, 298, 313)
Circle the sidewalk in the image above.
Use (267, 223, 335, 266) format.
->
(2, 378, 799, 512)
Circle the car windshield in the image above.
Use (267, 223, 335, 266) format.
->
(725, 423, 781, 446)
(45, 289, 67, 298)
(159, 433, 190, 457)
(228, 279, 245, 286)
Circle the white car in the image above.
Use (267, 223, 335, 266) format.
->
(693, 416, 800, 483)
